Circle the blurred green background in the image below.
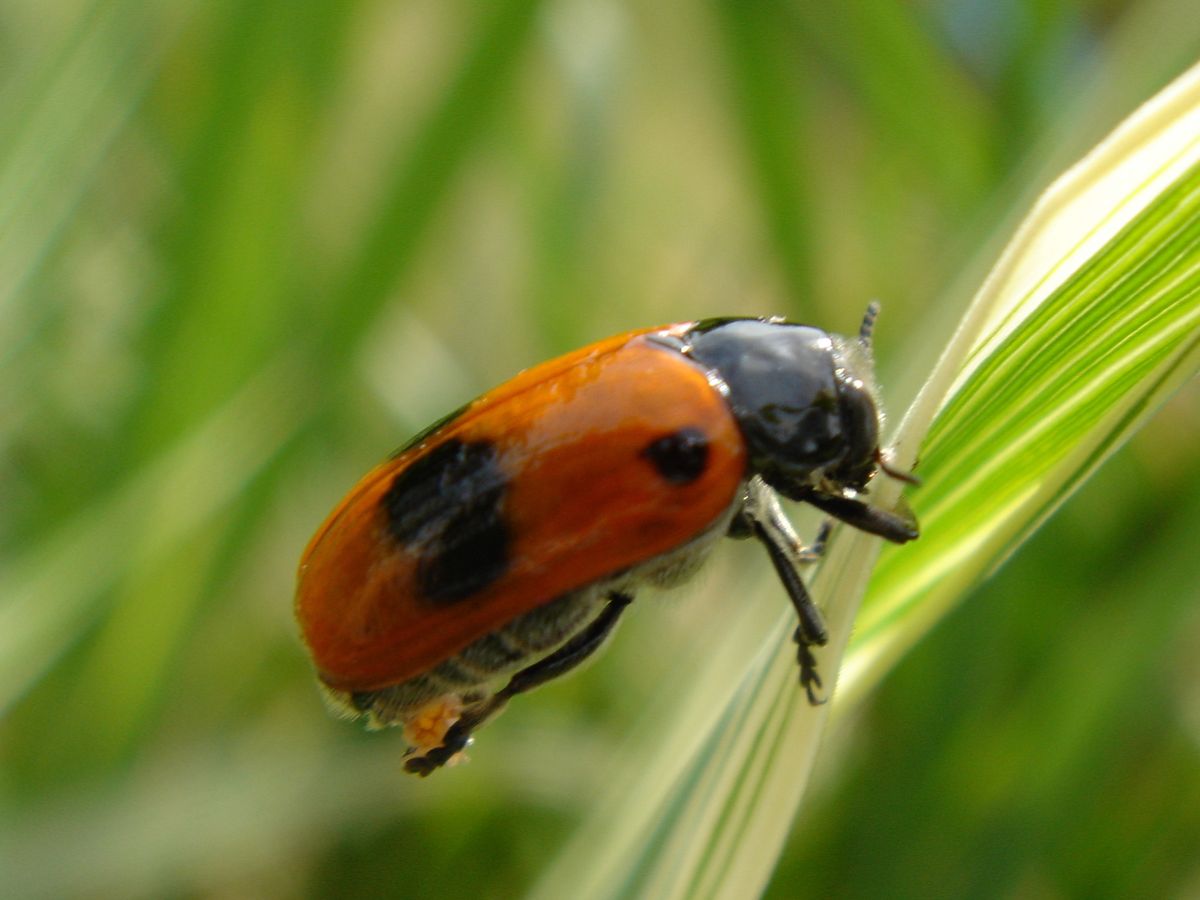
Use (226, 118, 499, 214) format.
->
(2, 1, 1198, 898)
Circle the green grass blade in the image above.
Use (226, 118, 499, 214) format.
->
(713, 0, 816, 302)
(0, 355, 309, 717)
(0, 2, 188, 329)
(323, 0, 547, 359)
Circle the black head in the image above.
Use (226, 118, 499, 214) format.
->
(675, 317, 882, 498)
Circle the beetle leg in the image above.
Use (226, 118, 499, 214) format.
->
(794, 630, 824, 706)
(735, 478, 829, 561)
(751, 517, 829, 648)
(404, 592, 633, 776)
(744, 479, 830, 644)
(494, 591, 632, 699)
(796, 519, 831, 564)
(739, 479, 829, 705)
(803, 490, 919, 544)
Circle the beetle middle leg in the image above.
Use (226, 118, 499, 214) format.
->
(732, 477, 831, 705)
(404, 591, 633, 776)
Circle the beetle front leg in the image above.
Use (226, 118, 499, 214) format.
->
(803, 490, 918, 544)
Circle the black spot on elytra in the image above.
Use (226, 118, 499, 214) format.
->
(642, 428, 710, 484)
(382, 439, 511, 603)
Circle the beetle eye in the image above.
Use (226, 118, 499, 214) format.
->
(832, 383, 878, 487)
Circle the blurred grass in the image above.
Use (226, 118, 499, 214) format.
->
(1, 2, 1197, 898)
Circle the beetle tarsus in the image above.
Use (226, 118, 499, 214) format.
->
(794, 628, 826, 706)
(405, 724, 474, 776)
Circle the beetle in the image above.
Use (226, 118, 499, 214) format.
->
(296, 304, 917, 776)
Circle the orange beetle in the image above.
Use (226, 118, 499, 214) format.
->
(296, 306, 917, 775)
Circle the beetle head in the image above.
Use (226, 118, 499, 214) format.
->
(682, 318, 884, 498)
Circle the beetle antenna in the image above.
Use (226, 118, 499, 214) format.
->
(859, 301, 881, 349)
(875, 448, 920, 485)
